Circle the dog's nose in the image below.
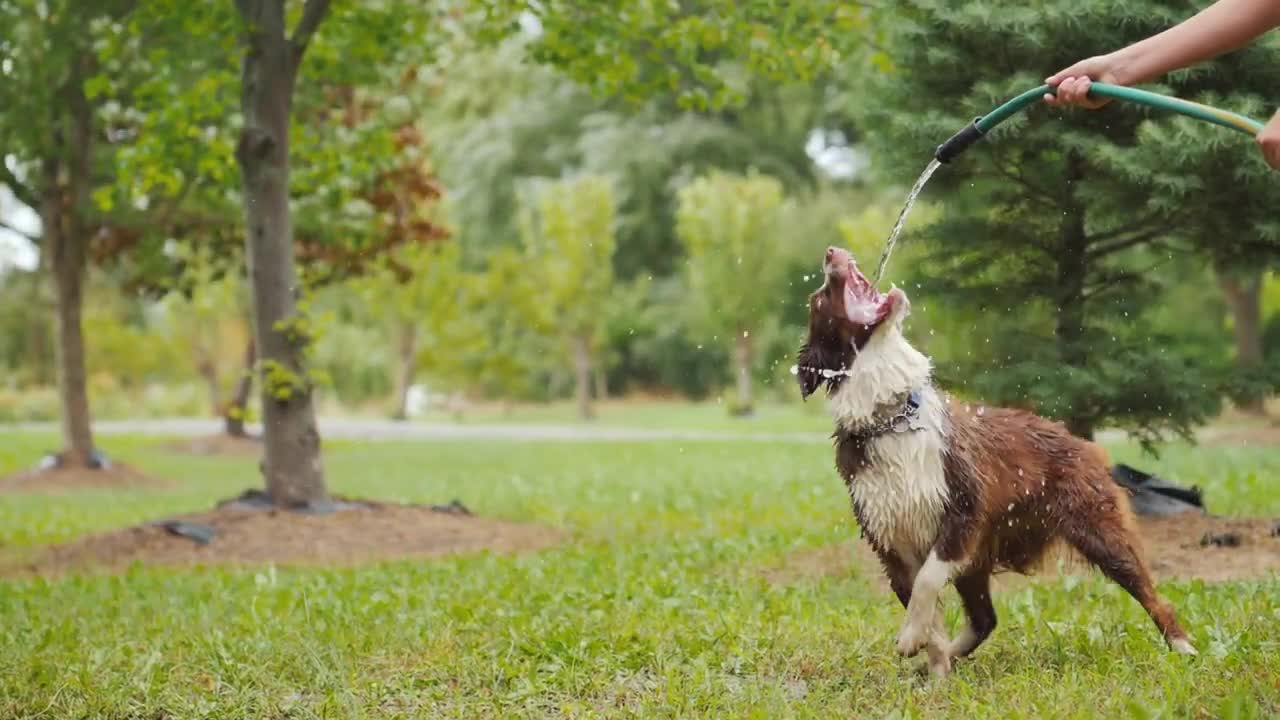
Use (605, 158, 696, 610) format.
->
(826, 247, 836, 261)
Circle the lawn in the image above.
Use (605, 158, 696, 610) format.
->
(1, 429, 1278, 718)
(413, 397, 835, 434)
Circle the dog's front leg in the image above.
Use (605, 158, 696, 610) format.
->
(896, 549, 961, 660)
(882, 549, 952, 675)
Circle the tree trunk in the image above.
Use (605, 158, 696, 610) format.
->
(235, 0, 330, 506)
(571, 335, 594, 420)
(1219, 271, 1266, 415)
(45, 53, 96, 468)
(197, 356, 221, 416)
(28, 272, 54, 386)
(732, 331, 753, 416)
(593, 364, 607, 402)
(392, 321, 417, 421)
(224, 337, 255, 437)
(1055, 154, 1092, 439)
(47, 193, 94, 467)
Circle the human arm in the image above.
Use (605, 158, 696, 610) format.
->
(1045, 0, 1280, 108)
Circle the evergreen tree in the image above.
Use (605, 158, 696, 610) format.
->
(862, 1, 1278, 446)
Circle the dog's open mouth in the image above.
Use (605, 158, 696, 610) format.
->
(825, 247, 890, 326)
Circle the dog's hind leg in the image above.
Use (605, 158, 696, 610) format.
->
(1060, 491, 1196, 654)
(950, 570, 997, 658)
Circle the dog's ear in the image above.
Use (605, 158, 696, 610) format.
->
(795, 343, 825, 400)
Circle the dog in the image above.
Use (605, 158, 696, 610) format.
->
(795, 246, 1195, 676)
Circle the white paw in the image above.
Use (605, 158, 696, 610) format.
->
(896, 619, 929, 658)
(1170, 637, 1198, 656)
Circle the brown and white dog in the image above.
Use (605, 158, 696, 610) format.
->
(795, 246, 1195, 676)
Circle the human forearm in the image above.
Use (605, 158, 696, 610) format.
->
(1109, 0, 1280, 84)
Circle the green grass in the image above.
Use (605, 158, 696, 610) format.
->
(1, 429, 1278, 718)
(415, 398, 834, 434)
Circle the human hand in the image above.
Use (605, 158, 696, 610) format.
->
(1258, 110, 1280, 169)
(1044, 54, 1129, 109)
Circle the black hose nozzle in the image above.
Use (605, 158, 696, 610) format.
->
(933, 117, 985, 164)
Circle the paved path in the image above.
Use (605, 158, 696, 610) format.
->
(11, 417, 834, 444)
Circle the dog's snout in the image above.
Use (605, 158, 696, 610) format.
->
(826, 247, 837, 261)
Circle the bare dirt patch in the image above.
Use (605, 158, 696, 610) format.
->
(8, 497, 561, 576)
(163, 434, 263, 457)
(764, 514, 1280, 592)
(0, 463, 168, 494)
(1139, 514, 1280, 583)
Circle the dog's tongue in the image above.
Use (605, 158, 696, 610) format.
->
(843, 260, 885, 325)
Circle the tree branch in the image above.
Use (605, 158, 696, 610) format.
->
(1085, 228, 1169, 260)
(1085, 212, 1166, 244)
(986, 151, 1063, 210)
(0, 162, 38, 210)
(290, 0, 332, 63)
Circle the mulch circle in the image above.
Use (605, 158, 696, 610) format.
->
(0, 463, 168, 494)
(9, 493, 561, 576)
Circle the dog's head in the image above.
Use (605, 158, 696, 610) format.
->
(795, 246, 909, 399)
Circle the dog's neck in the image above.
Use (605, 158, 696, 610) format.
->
(828, 324, 932, 432)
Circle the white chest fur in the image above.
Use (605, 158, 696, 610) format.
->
(828, 324, 950, 562)
(847, 388, 950, 561)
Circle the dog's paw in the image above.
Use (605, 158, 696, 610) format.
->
(1170, 637, 1198, 656)
(896, 620, 929, 658)
(926, 645, 952, 677)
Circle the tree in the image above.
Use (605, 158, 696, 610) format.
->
(354, 240, 466, 420)
(456, 247, 554, 408)
(218, 0, 437, 504)
(518, 174, 618, 420)
(0, 0, 146, 468)
(227, 0, 339, 504)
(155, 243, 247, 415)
(675, 170, 786, 415)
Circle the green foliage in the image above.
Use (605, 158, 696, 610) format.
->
(427, 35, 839, 279)
(1, 431, 1279, 716)
(346, 238, 470, 401)
(676, 170, 786, 339)
(487, 0, 881, 110)
(518, 173, 617, 342)
(455, 247, 557, 401)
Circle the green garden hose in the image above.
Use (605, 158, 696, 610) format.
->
(934, 82, 1264, 163)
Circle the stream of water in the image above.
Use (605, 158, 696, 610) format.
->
(871, 158, 942, 285)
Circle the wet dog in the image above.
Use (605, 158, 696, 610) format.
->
(795, 246, 1195, 676)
